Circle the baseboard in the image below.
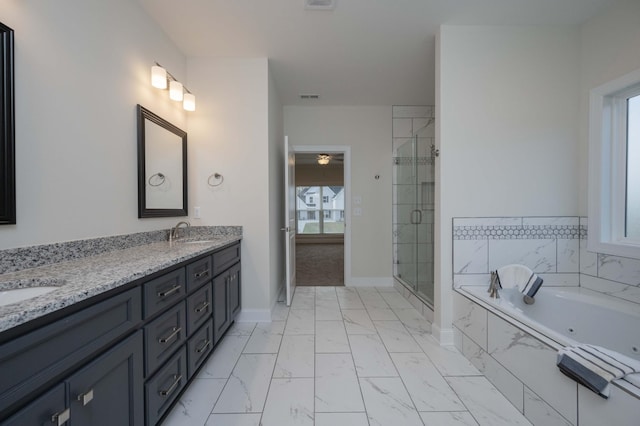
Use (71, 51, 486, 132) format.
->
(236, 309, 271, 323)
(347, 277, 394, 287)
(431, 323, 455, 346)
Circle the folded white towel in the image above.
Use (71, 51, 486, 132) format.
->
(557, 344, 640, 398)
(496, 264, 532, 289)
(496, 264, 541, 292)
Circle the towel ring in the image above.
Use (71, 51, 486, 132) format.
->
(208, 173, 224, 187)
(148, 173, 166, 187)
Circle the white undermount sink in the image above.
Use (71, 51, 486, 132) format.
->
(0, 279, 64, 307)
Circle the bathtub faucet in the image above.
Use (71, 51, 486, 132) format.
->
(488, 271, 501, 299)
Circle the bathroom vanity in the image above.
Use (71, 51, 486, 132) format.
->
(0, 232, 241, 426)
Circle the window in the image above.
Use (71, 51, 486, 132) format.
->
(627, 94, 640, 239)
(589, 68, 640, 258)
(296, 185, 344, 234)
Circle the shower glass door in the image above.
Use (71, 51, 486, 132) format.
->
(393, 125, 435, 306)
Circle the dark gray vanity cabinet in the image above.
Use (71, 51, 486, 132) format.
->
(142, 241, 240, 425)
(213, 256, 241, 344)
(1, 384, 66, 426)
(0, 241, 241, 426)
(66, 330, 144, 425)
(0, 289, 144, 426)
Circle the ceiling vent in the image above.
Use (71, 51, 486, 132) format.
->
(305, 0, 336, 11)
(300, 94, 320, 100)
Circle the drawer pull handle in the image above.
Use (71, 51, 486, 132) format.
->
(159, 374, 183, 397)
(158, 326, 182, 344)
(51, 408, 70, 425)
(157, 285, 181, 298)
(195, 301, 210, 313)
(194, 270, 209, 279)
(77, 389, 94, 406)
(196, 339, 211, 354)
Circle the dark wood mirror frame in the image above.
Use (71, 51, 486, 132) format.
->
(137, 105, 188, 218)
(0, 22, 15, 225)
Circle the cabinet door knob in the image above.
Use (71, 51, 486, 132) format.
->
(51, 408, 70, 425)
(77, 389, 94, 406)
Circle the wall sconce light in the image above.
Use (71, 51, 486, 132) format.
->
(317, 154, 331, 165)
(150, 62, 196, 111)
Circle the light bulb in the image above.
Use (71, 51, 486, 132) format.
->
(151, 66, 167, 89)
(183, 93, 196, 111)
(169, 81, 183, 101)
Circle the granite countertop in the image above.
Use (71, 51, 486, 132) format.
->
(0, 236, 241, 334)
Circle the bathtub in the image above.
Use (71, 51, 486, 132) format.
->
(455, 285, 640, 425)
(464, 286, 640, 359)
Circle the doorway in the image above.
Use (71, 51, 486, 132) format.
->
(293, 149, 349, 286)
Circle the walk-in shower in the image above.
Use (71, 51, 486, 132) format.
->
(393, 118, 436, 306)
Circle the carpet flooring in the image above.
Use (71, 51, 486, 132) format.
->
(295, 243, 344, 286)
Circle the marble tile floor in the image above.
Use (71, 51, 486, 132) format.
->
(161, 286, 532, 426)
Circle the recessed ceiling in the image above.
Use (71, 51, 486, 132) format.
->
(137, 0, 622, 106)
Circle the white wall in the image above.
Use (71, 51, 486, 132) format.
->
(578, 0, 640, 215)
(187, 57, 274, 319)
(436, 25, 581, 341)
(0, 0, 188, 249)
(284, 106, 392, 284)
(268, 63, 285, 307)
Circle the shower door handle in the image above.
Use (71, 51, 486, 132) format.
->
(410, 209, 422, 224)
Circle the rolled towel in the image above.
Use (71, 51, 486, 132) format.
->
(557, 344, 640, 398)
(496, 264, 543, 298)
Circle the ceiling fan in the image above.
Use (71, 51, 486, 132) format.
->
(316, 154, 344, 165)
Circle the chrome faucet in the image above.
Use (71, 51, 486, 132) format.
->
(488, 271, 501, 299)
(169, 221, 191, 242)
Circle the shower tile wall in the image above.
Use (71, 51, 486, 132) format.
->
(392, 105, 435, 310)
(452, 216, 640, 306)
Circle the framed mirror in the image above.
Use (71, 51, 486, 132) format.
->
(0, 22, 15, 225)
(137, 105, 188, 218)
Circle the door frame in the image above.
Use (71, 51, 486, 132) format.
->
(292, 145, 352, 286)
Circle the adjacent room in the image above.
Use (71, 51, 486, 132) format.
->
(0, 0, 639, 425)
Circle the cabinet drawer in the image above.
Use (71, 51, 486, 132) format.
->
(2, 383, 66, 426)
(145, 346, 187, 426)
(143, 268, 186, 319)
(144, 302, 186, 377)
(0, 287, 141, 413)
(186, 284, 212, 336)
(187, 319, 213, 380)
(213, 243, 240, 277)
(186, 256, 212, 293)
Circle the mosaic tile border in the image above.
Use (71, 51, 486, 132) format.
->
(453, 225, 580, 240)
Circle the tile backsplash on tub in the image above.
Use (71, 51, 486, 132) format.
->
(453, 216, 640, 306)
(453, 217, 580, 287)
